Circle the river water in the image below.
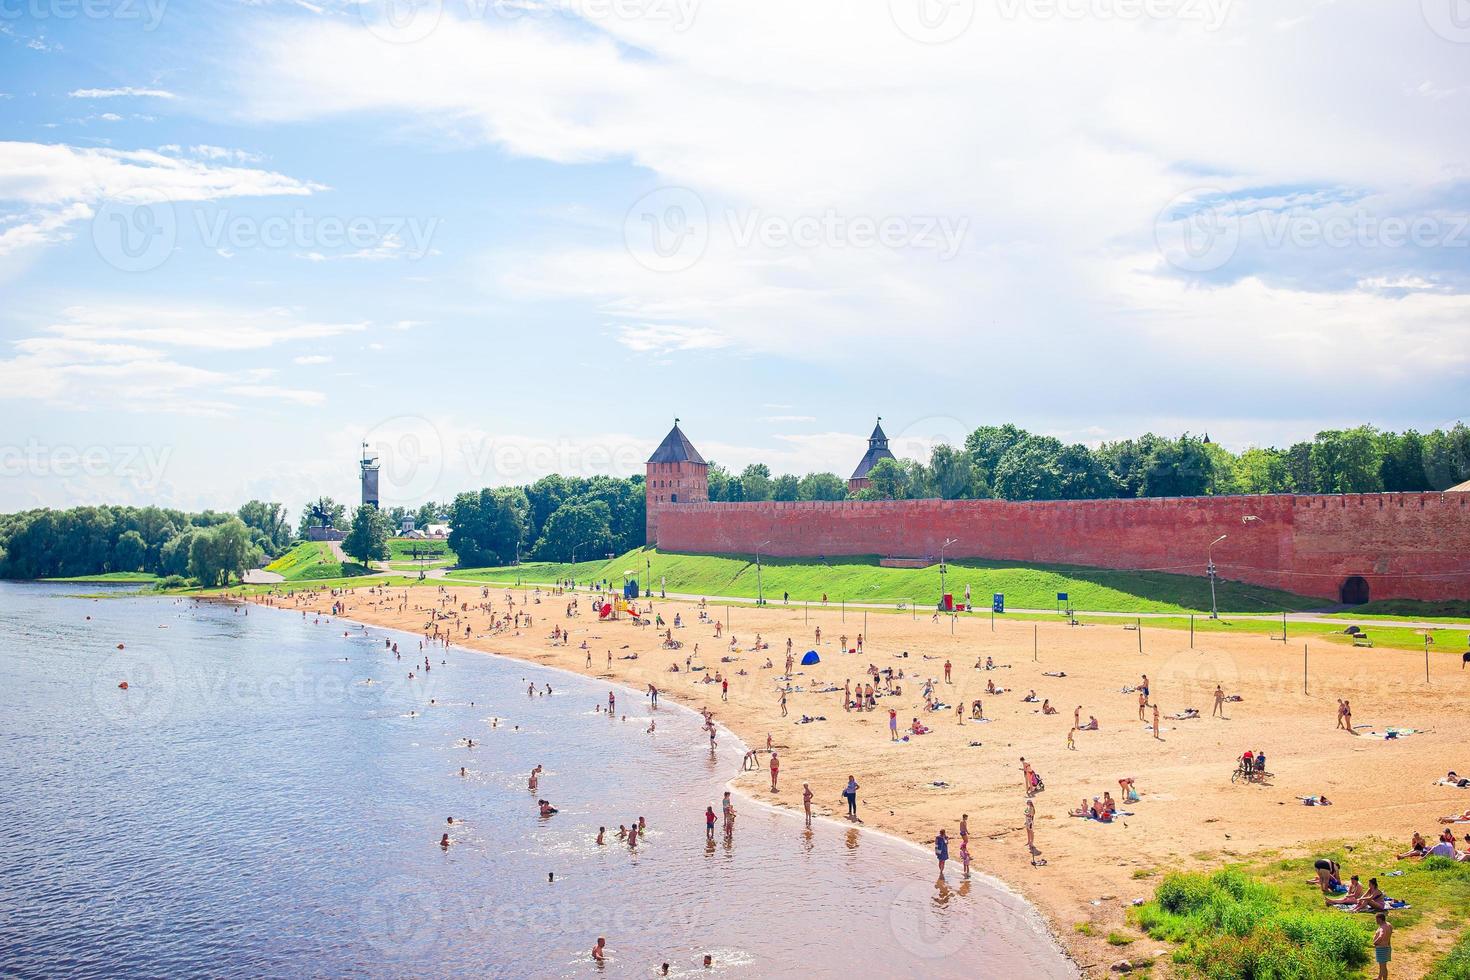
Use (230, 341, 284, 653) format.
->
(0, 582, 1074, 978)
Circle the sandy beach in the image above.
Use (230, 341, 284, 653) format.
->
(251, 584, 1470, 976)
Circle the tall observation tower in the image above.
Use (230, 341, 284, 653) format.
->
(360, 442, 381, 509)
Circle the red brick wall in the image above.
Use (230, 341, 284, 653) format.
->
(653, 493, 1470, 602)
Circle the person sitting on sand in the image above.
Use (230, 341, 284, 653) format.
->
(1070, 800, 1091, 817)
(1325, 874, 1364, 906)
(1041, 699, 1057, 715)
(910, 718, 930, 736)
(1022, 690, 1038, 702)
(1080, 715, 1099, 731)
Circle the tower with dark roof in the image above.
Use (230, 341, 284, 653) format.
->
(646, 418, 708, 544)
(847, 417, 895, 494)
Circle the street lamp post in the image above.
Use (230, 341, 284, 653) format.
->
(1207, 533, 1228, 620)
(939, 537, 958, 606)
(755, 540, 771, 606)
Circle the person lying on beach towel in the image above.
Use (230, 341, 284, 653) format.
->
(1439, 810, 1470, 824)
(1299, 795, 1333, 806)
(796, 715, 826, 724)
(1223, 694, 1244, 702)
(1169, 708, 1201, 720)
(1042, 671, 1067, 678)
(1435, 771, 1467, 787)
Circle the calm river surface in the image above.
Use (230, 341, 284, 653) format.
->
(0, 582, 1074, 978)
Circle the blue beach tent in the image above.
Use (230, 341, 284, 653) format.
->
(801, 651, 820, 665)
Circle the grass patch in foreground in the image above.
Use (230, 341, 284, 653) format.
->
(1136, 842, 1470, 978)
(42, 571, 160, 583)
(266, 542, 372, 581)
(1134, 868, 1371, 978)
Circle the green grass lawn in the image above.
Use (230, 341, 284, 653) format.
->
(265, 542, 372, 581)
(386, 537, 456, 564)
(445, 547, 1326, 614)
(41, 571, 160, 583)
(1133, 840, 1470, 978)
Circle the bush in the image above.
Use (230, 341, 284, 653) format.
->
(1133, 869, 1372, 979)
(1428, 929, 1470, 980)
(155, 575, 192, 590)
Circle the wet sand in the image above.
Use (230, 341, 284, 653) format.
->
(252, 585, 1470, 976)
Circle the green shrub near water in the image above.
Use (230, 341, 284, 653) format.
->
(1135, 869, 1371, 978)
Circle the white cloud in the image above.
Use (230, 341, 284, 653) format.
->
(234, 3, 1470, 418)
(293, 354, 333, 365)
(69, 87, 177, 100)
(0, 141, 323, 262)
(0, 304, 375, 415)
(46, 304, 368, 351)
(0, 202, 93, 256)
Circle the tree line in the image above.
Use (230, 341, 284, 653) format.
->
(4, 422, 1465, 582)
(0, 501, 293, 585)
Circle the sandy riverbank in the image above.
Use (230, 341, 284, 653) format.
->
(249, 583, 1470, 976)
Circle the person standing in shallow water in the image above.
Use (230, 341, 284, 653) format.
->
(934, 828, 949, 876)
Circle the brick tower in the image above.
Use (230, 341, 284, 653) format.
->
(646, 418, 708, 545)
(847, 416, 895, 494)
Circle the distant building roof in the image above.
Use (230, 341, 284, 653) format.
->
(648, 420, 706, 465)
(850, 417, 896, 481)
(1449, 478, 1470, 492)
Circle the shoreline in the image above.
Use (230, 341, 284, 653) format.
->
(252, 595, 1074, 970)
(240, 583, 1470, 976)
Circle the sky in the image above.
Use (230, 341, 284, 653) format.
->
(1, 0, 1468, 514)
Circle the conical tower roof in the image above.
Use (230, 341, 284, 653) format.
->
(850, 416, 896, 481)
(647, 419, 706, 465)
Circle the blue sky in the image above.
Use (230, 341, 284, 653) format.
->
(1, 0, 1468, 513)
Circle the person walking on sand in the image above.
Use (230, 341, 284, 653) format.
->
(944, 659, 952, 683)
(803, 783, 814, 828)
(889, 708, 899, 741)
(1336, 699, 1346, 730)
(934, 828, 949, 877)
(721, 678, 728, 702)
(1066, 726, 1076, 751)
(1138, 689, 1147, 721)
(844, 679, 851, 711)
(1213, 684, 1225, 718)
(778, 689, 788, 717)
(1373, 912, 1392, 979)
(769, 751, 780, 792)
(1344, 699, 1356, 735)
(843, 775, 859, 819)
(1025, 798, 1036, 851)
(1152, 702, 1162, 740)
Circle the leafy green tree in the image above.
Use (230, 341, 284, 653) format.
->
(534, 500, 614, 562)
(343, 504, 391, 565)
(1311, 427, 1383, 493)
(797, 472, 849, 501)
(1377, 430, 1431, 492)
(771, 474, 800, 501)
(187, 518, 258, 587)
(1423, 424, 1470, 489)
(238, 500, 292, 554)
(113, 530, 147, 571)
(739, 464, 772, 501)
(448, 488, 527, 567)
(1234, 448, 1291, 494)
(964, 424, 1028, 487)
(930, 444, 982, 499)
(858, 457, 912, 500)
